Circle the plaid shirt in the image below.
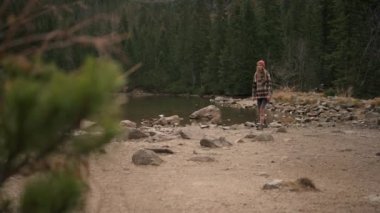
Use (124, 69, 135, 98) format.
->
(252, 69, 272, 99)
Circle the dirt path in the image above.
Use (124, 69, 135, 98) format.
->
(86, 126, 380, 213)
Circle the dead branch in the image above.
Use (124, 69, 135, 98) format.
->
(0, 13, 122, 58)
(22, 33, 130, 57)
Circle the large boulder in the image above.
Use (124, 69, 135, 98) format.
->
(189, 105, 222, 124)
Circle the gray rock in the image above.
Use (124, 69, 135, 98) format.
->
(234, 138, 245, 143)
(178, 130, 191, 139)
(146, 148, 174, 154)
(200, 124, 210, 129)
(269, 121, 282, 128)
(126, 128, 149, 139)
(367, 194, 380, 202)
(147, 133, 176, 143)
(304, 118, 312, 123)
(255, 133, 274, 142)
(222, 126, 231, 130)
(365, 112, 380, 119)
(188, 156, 215, 162)
(276, 127, 287, 133)
(230, 124, 240, 130)
(200, 137, 233, 148)
(189, 105, 222, 124)
(307, 112, 320, 117)
(244, 121, 256, 127)
(132, 149, 163, 166)
(214, 96, 227, 102)
(120, 120, 137, 128)
(244, 133, 257, 139)
(153, 115, 182, 126)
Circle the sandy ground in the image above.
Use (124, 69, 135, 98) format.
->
(84, 125, 380, 213)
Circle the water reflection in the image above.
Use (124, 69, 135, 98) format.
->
(122, 95, 256, 125)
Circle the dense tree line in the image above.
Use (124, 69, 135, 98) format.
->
(123, 0, 379, 98)
(3, 0, 379, 98)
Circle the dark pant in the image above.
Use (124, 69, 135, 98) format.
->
(257, 98, 268, 109)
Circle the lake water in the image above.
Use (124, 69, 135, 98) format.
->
(122, 95, 256, 125)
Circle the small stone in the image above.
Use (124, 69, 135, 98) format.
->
(178, 130, 191, 139)
(222, 126, 231, 130)
(244, 122, 256, 127)
(230, 124, 240, 130)
(269, 122, 282, 128)
(376, 152, 380, 156)
(120, 120, 137, 128)
(367, 194, 380, 202)
(276, 127, 287, 133)
(132, 149, 163, 166)
(200, 137, 233, 148)
(235, 138, 245, 143)
(244, 133, 257, 139)
(200, 124, 209, 129)
(263, 179, 283, 190)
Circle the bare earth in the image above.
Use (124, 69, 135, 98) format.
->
(85, 125, 380, 213)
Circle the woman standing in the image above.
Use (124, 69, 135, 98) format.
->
(252, 60, 272, 130)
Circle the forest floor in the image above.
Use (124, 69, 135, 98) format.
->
(85, 124, 380, 213)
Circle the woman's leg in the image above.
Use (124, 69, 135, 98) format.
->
(257, 99, 262, 124)
(259, 99, 267, 126)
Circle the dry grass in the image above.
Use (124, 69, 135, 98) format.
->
(273, 88, 377, 109)
(335, 97, 364, 108)
(273, 89, 322, 105)
(278, 116, 295, 124)
(368, 97, 380, 107)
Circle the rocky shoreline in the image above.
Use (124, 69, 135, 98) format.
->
(125, 90, 380, 129)
(210, 93, 380, 129)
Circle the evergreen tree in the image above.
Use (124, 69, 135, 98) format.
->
(203, 0, 227, 94)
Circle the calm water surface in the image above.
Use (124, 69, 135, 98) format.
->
(122, 96, 256, 125)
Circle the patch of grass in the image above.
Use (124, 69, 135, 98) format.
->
(273, 89, 297, 103)
(324, 88, 336, 97)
